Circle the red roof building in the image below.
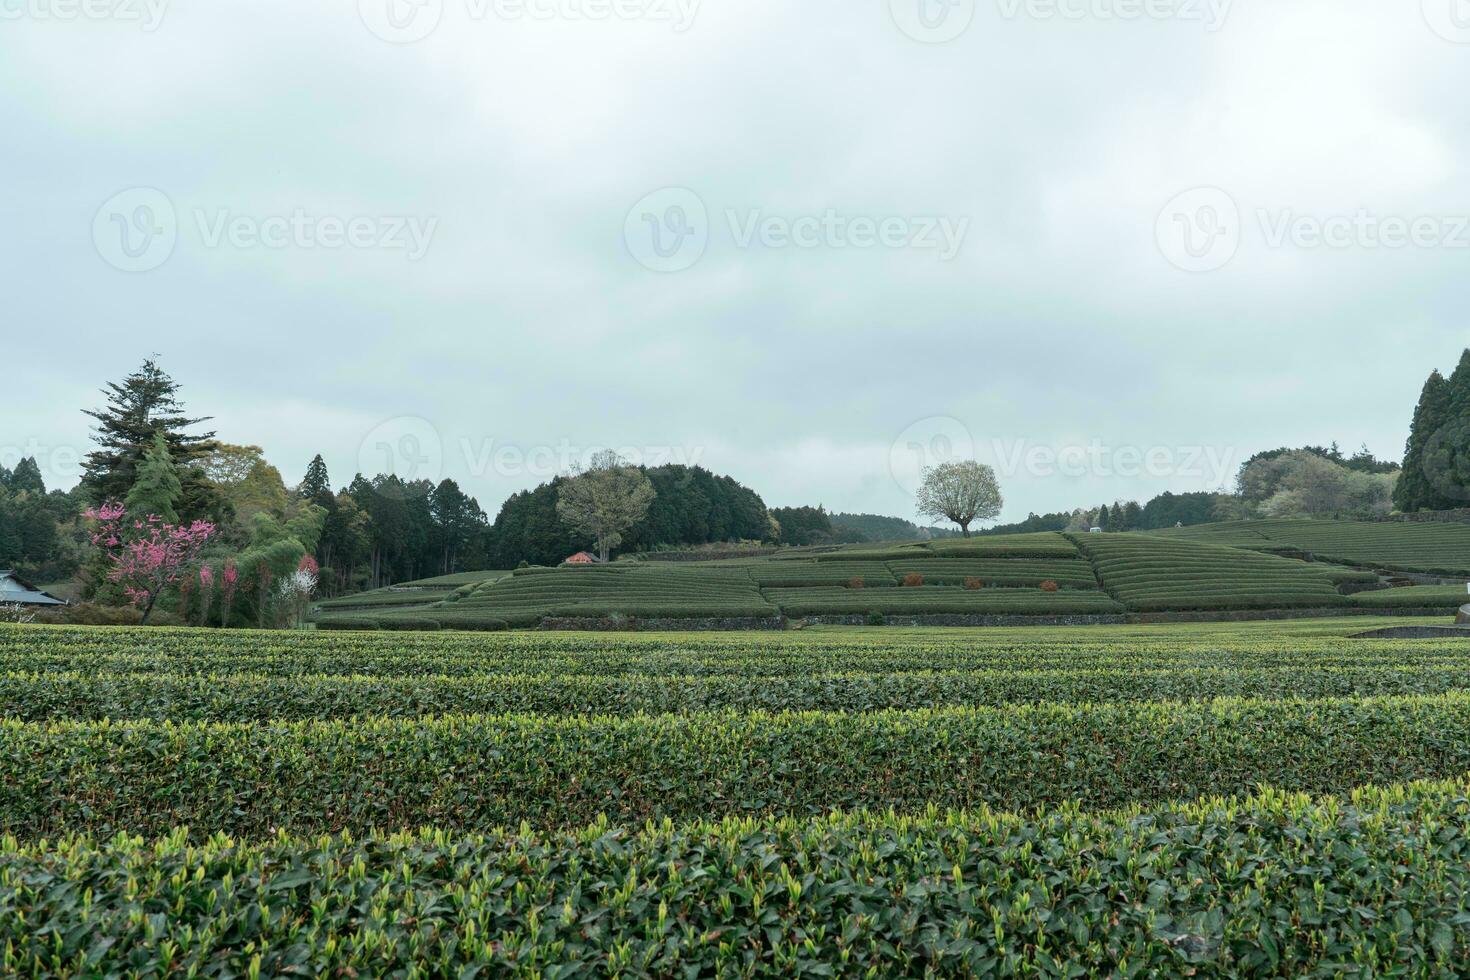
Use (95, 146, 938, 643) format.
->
(565, 552, 600, 565)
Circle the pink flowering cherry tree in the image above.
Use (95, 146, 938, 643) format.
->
(84, 502, 216, 625)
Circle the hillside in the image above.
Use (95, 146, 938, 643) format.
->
(315, 520, 1470, 629)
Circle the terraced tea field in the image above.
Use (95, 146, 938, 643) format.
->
(2, 617, 1469, 974)
(1155, 518, 1470, 577)
(316, 522, 1470, 631)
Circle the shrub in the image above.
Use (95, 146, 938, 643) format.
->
(902, 573, 924, 587)
(866, 610, 886, 626)
(1039, 580, 1059, 592)
(963, 577, 984, 591)
(316, 617, 381, 631)
(847, 576, 864, 590)
(375, 618, 442, 632)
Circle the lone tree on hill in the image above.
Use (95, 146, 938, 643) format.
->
(915, 460, 1003, 538)
(555, 451, 657, 562)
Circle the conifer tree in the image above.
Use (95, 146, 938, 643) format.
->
(82, 359, 217, 505)
(124, 433, 183, 522)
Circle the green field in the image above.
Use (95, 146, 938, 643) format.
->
(3, 617, 1470, 973)
(314, 521, 1470, 630)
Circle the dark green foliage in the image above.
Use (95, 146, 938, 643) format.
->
(486, 466, 771, 567)
(769, 504, 832, 545)
(121, 432, 182, 522)
(1416, 350, 1470, 510)
(976, 510, 1072, 535)
(1139, 491, 1233, 529)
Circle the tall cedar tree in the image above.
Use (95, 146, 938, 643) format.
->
(1395, 369, 1453, 512)
(123, 433, 183, 522)
(1423, 349, 1470, 508)
(299, 455, 332, 501)
(82, 360, 219, 508)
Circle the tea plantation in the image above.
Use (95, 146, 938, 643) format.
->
(3, 618, 1470, 974)
(315, 521, 1470, 630)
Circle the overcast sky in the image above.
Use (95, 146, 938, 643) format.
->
(4, 0, 1467, 523)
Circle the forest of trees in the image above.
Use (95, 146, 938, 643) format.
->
(486, 465, 772, 567)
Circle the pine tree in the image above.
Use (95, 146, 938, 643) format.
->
(82, 359, 218, 505)
(299, 455, 332, 501)
(1097, 504, 1111, 531)
(1395, 370, 1451, 512)
(124, 433, 183, 522)
(1421, 350, 1470, 508)
(8, 458, 45, 496)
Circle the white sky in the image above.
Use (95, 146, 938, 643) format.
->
(3, 0, 1467, 522)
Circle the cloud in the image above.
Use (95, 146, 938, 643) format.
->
(3, 0, 1466, 521)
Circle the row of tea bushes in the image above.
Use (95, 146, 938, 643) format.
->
(5, 623, 1467, 678)
(4, 779, 1467, 976)
(9, 663, 1470, 721)
(5, 693, 1470, 837)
